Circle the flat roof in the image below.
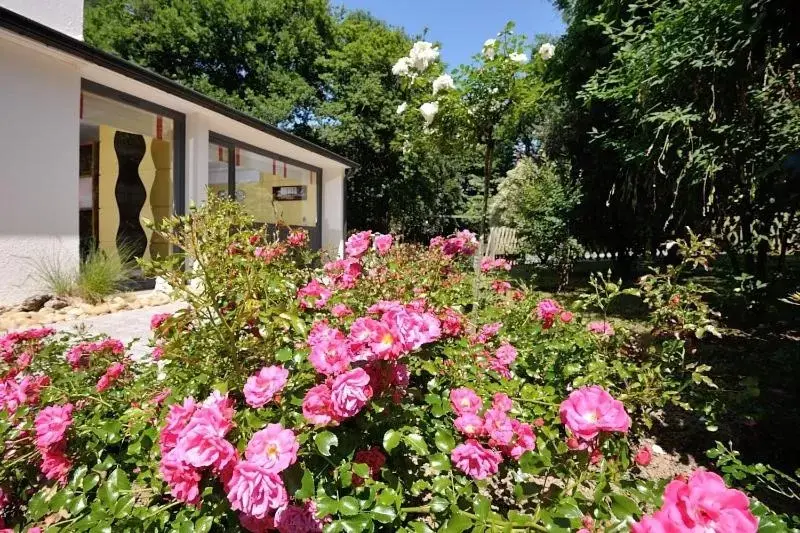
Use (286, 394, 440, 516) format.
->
(0, 6, 357, 169)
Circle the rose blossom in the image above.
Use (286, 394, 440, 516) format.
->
(536, 299, 561, 329)
(297, 279, 332, 310)
(635, 445, 652, 466)
(274, 501, 324, 533)
(631, 511, 679, 533)
(245, 424, 299, 473)
(226, 460, 288, 519)
(150, 313, 171, 330)
(451, 439, 502, 480)
(492, 393, 513, 412)
(160, 397, 197, 452)
(373, 234, 393, 255)
(330, 368, 373, 418)
(40, 446, 72, 483)
(659, 470, 757, 532)
(559, 385, 631, 441)
(174, 424, 236, 471)
(302, 383, 336, 425)
(287, 229, 309, 247)
(353, 447, 386, 485)
(454, 413, 484, 437)
(483, 408, 514, 446)
(587, 320, 615, 337)
(345, 231, 372, 258)
(449, 388, 482, 416)
(559, 311, 574, 323)
(34, 403, 73, 449)
(331, 303, 353, 318)
(159, 451, 201, 505)
(244, 366, 289, 408)
(505, 419, 537, 460)
(308, 327, 352, 376)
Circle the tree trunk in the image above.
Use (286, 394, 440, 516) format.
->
(480, 138, 495, 255)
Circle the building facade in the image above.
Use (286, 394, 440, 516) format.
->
(0, 2, 353, 305)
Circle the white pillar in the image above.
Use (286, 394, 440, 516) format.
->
(184, 113, 209, 210)
(321, 167, 345, 257)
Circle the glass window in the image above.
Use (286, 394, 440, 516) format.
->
(80, 89, 176, 261)
(208, 137, 318, 227)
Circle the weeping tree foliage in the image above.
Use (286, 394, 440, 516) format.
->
(546, 0, 800, 277)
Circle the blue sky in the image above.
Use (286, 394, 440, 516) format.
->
(336, 0, 566, 68)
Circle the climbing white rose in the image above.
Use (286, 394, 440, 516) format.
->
(396, 102, 408, 115)
(409, 41, 440, 72)
(432, 74, 455, 95)
(419, 101, 439, 126)
(509, 52, 529, 64)
(483, 38, 497, 59)
(392, 57, 413, 76)
(538, 42, 556, 60)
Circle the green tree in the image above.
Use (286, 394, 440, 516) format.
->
(85, 0, 335, 125)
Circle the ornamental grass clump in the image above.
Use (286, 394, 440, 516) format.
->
(0, 198, 792, 531)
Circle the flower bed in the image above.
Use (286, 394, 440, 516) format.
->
(0, 197, 792, 531)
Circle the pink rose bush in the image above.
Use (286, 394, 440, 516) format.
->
(0, 200, 786, 532)
(587, 320, 615, 337)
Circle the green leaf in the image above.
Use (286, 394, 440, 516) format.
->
(314, 431, 339, 456)
(441, 510, 473, 533)
(352, 462, 371, 478)
(339, 496, 361, 516)
(83, 472, 101, 492)
(434, 429, 456, 453)
(195, 516, 214, 533)
(341, 515, 371, 533)
(404, 433, 430, 456)
(383, 429, 402, 453)
(609, 493, 641, 520)
(371, 504, 397, 524)
(473, 495, 491, 519)
(316, 496, 339, 516)
(428, 453, 451, 471)
(295, 468, 315, 499)
(113, 495, 135, 518)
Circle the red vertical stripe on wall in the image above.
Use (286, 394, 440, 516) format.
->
(156, 116, 163, 140)
(218, 146, 224, 162)
(283, 162, 287, 178)
(272, 158, 276, 175)
(235, 148, 240, 166)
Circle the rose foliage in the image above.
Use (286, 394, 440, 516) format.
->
(0, 196, 792, 532)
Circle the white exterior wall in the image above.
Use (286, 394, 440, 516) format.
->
(0, 40, 81, 304)
(1, 0, 84, 40)
(185, 113, 210, 209)
(322, 168, 346, 257)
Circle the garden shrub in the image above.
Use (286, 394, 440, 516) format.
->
(0, 198, 793, 532)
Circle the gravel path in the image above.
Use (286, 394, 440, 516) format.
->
(51, 301, 187, 359)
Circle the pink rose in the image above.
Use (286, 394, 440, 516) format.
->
(559, 385, 631, 441)
(345, 231, 372, 258)
(454, 413, 484, 437)
(331, 303, 353, 318)
(635, 445, 652, 466)
(330, 368, 373, 418)
(451, 439, 501, 480)
(308, 330, 352, 376)
(160, 397, 197, 452)
(631, 511, 679, 533)
(440, 308, 465, 337)
(660, 470, 757, 532)
(449, 388, 482, 416)
(491, 280, 512, 294)
(106, 361, 126, 379)
(559, 311, 574, 323)
(226, 461, 288, 519)
(505, 419, 536, 460)
(287, 229, 309, 247)
(373, 233, 393, 255)
(40, 445, 72, 483)
(297, 279, 332, 310)
(483, 408, 514, 446)
(587, 320, 615, 336)
(536, 299, 561, 329)
(244, 366, 289, 408)
(274, 501, 324, 533)
(239, 513, 275, 533)
(150, 313, 171, 330)
(95, 374, 112, 393)
(245, 424, 299, 473)
(159, 451, 201, 505)
(302, 384, 336, 425)
(174, 425, 236, 471)
(494, 343, 518, 366)
(34, 404, 73, 449)
(492, 393, 513, 413)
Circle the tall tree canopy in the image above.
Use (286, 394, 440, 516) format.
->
(544, 0, 800, 276)
(85, 0, 335, 125)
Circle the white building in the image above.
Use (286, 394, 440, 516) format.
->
(0, 1, 353, 305)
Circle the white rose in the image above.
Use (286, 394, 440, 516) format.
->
(432, 73, 455, 95)
(538, 42, 555, 60)
(392, 57, 413, 76)
(509, 52, 529, 64)
(483, 38, 497, 60)
(396, 102, 408, 115)
(419, 101, 439, 126)
(409, 41, 440, 72)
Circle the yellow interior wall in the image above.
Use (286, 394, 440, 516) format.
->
(97, 125, 172, 260)
(238, 172, 317, 226)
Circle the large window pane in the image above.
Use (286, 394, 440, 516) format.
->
(208, 142, 229, 198)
